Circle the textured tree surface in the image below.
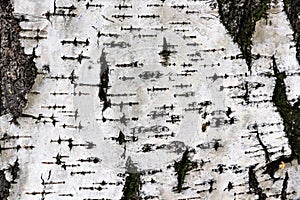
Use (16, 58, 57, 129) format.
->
(283, 0, 300, 65)
(0, 0, 37, 118)
(0, 170, 11, 200)
(0, 0, 300, 200)
(217, 0, 271, 72)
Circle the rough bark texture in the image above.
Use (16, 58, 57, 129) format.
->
(0, 0, 299, 199)
(272, 56, 300, 162)
(121, 158, 142, 200)
(0, 170, 11, 200)
(282, 0, 300, 65)
(217, 0, 271, 72)
(0, 0, 37, 118)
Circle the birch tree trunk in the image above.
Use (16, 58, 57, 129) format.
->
(0, 0, 299, 199)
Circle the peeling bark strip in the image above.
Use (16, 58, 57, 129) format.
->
(0, 170, 11, 200)
(248, 165, 267, 200)
(216, 0, 271, 72)
(0, 0, 37, 118)
(283, 0, 300, 65)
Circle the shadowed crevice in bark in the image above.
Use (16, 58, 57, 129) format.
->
(174, 149, 190, 193)
(263, 155, 293, 181)
(9, 158, 19, 183)
(271, 56, 300, 162)
(173, 149, 198, 193)
(121, 157, 142, 200)
(281, 172, 289, 200)
(283, 0, 300, 65)
(263, 56, 300, 181)
(98, 49, 111, 114)
(216, 0, 271, 72)
(0, 0, 37, 119)
(256, 130, 271, 163)
(0, 170, 11, 200)
(248, 164, 267, 200)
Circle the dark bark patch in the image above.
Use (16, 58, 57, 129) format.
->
(0, 0, 37, 118)
(216, 0, 271, 72)
(0, 170, 11, 200)
(283, 0, 300, 65)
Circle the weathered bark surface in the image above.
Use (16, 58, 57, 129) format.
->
(283, 0, 300, 65)
(0, 170, 11, 200)
(0, 0, 299, 199)
(0, 0, 37, 118)
(217, 0, 271, 72)
(271, 56, 300, 162)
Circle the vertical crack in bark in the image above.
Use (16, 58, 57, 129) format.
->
(174, 149, 190, 192)
(121, 157, 142, 200)
(248, 165, 267, 200)
(98, 49, 111, 114)
(216, 0, 271, 72)
(271, 56, 300, 161)
(283, 0, 300, 65)
(116, 131, 126, 145)
(174, 149, 198, 193)
(256, 131, 271, 163)
(0, 0, 37, 118)
(281, 172, 289, 200)
(9, 158, 19, 183)
(263, 56, 300, 180)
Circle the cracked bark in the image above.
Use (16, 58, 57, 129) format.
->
(0, 170, 11, 200)
(216, 0, 271, 72)
(281, 172, 289, 200)
(271, 56, 300, 162)
(121, 157, 142, 200)
(283, 0, 300, 65)
(263, 56, 300, 181)
(248, 164, 267, 200)
(98, 49, 111, 114)
(0, 0, 37, 118)
(256, 131, 271, 163)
